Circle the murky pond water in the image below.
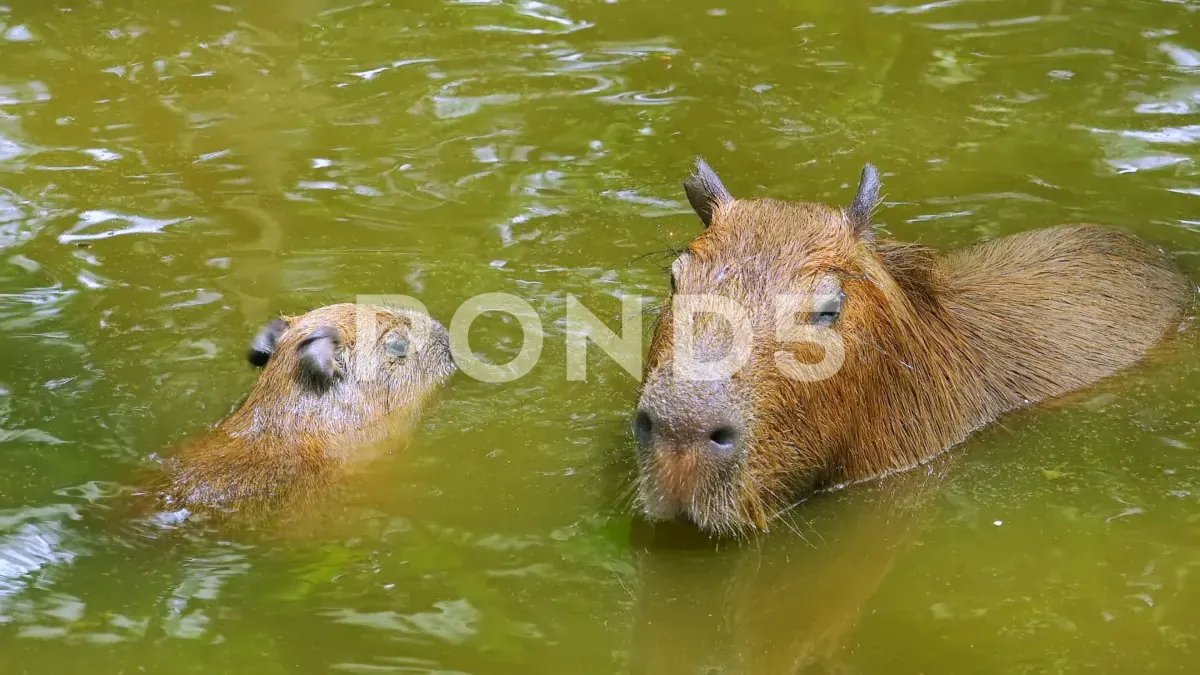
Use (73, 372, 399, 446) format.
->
(2, 0, 1200, 672)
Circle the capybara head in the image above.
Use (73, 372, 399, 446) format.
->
(634, 159, 906, 536)
(133, 302, 457, 527)
(240, 302, 456, 433)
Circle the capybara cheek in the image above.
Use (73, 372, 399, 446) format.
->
(788, 342, 831, 367)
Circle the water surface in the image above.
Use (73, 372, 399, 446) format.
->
(1, 0, 1199, 673)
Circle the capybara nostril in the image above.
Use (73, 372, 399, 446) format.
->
(708, 425, 739, 454)
(634, 409, 654, 448)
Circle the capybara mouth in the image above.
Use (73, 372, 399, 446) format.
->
(636, 487, 764, 539)
(635, 458, 765, 538)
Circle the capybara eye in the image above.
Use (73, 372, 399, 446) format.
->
(248, 317, 288, 367)
(386, 338, 409, 359)
(812, 290, 846, 326)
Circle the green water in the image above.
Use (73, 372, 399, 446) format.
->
(1, 0, 1199, 672)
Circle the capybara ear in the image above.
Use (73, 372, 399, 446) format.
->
(248, 318, 289, 367)
(297, 325, 344, 387)
(682, 157, 734, 227)
(847, 163, 882, 239)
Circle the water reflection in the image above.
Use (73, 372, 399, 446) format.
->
(198, 0, 330, 324)
(160, 542, 252, 639)
(629, 462, 954, 674)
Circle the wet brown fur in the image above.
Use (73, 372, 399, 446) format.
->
(638, 162, 1192, 537)
(137, 303, 455, 528)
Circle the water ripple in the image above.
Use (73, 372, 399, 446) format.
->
(473, 0, 594, 35)
(56, 210, 192, 244)
(872, 0, 964, 16)
(328, 600, 481, 644)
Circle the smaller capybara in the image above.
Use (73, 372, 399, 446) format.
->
(634, 158, 1193, 537)
(137, 302, 455, 527)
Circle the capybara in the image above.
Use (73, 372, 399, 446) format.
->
(139, 302, 455, 527)
(634, 158, 1192, 537)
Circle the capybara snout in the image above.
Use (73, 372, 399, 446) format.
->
(634, 376, 749, 529)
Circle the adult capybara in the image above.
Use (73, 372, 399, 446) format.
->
(634, 158, 1192, 537)
(137, 302, 455, 527)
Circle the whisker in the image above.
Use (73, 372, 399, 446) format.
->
(750, 475, 814, 548)
(640, 301, 665, 318)
(625, 247, 684, 270)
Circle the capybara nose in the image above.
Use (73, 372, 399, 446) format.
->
(634, 408, 655, 448)
(634, 392, 744, 460)
(706, 423, 739, 454)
